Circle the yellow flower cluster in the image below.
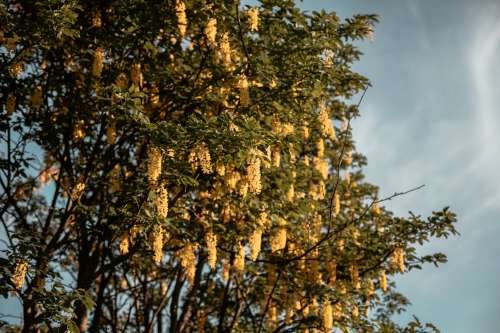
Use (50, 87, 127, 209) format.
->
(286, 184, 294, 202)
(239, 74, 250, 107)
(323, 298, 333, 330)
(272, 146, 281, 167)
(313, 157, 329, 180)
(218, 33, 233, 67)
(11, 260, 28, 290)
(349, 264, 361, 290)
(175, 0, 187, 38)
(71, 181, 86, 201)
(327, 260, 337, 286)
(249, 228, 262, 260)
(179, 243, 198, 284)
(224, 169, 241, 191)
(155, 184, 168, 218)
(334, 194, 341, 215)
(271, 218, 287, 252)
(9, 62, 23, 77)
(302, 125, 310, 139)
(131, 63, 143, 88)
(317, 138, 324, 157)
(147, 146, 162, 186)
(391, 247, 405, 272)
(247, 7, 259, 32)
(233, 243, 245, 272)
(92, 48, 105, 77)
(151, 226, 165, 263)
(205, 231, 217, 270)
(246, 153, 262, 194)
(366, 279, 375, 298)
(318, 103, 336, 140)
(379, 269, 388, 292)
(189, 143, 212, 174)
(205, 18, 217, 45)
(119, 234, 129, 255)
(92, 11, 102, 27)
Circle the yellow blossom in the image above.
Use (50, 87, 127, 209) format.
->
(151, 226, 165, 263)
(205, 18, 217, 45)
(155, 184, 168, 218)
(317, 138, 325, 157)
(205, 231, 217, 270)
(131, 63, 143, 88)
(91, 48, 105, 77)
(246, 153, 262, 194)
(313, 157, 329, 180)
(198, 143, 212, 174)
(175, 0, 187, 38)
(379, 269, 388, 292)
(179, 242, 198, 284)
(286, 184, 294, 202)
(233, 243, 245, 272)
(272, 146, 281, 167)
(224, 170, 240, 191)
(247, 7, 259, 32)
(11, 260, 28, 290)
(147, 146, 162, 186)
(318, 103, 336, 140)
(323, 298, 333, 330)
(271, 218, 287, 252)
(119, 234, 130, 255)
(249, 228, 262, 260)
(92, 11, 102, 27)
(9, 62, 23, 77)
(349, 264, 360, 290)
(334, 194, 340, 215)
(239, 74, 250, 107)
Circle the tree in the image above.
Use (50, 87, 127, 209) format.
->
(0, 1, 457, 332)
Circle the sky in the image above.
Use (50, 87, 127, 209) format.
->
(300, 1, 500, 332)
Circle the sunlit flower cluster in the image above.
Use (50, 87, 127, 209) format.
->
(205, 231, 217, 270)
(11, 260, 28, 290)
(175, 0, 187, 38)
(247, 7, 259, 32)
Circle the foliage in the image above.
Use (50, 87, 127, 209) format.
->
(0, 1, 457, 332)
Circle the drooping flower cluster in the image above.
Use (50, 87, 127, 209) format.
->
(239, 74, 250, 107)
(179, 243, 198, 284)
(11, 260, 28, 290)
(391, 247, 405, 273)
(233, 243, 245, 272)
(271, 218, 287, 252)
(205, 18, 217, 45)
(246, 152, 262, 194)
(318, 103, 336, 140)
(175, 0, 187, 38)
(155, 184, 168, 218)
(147, 146, 162, 186)
(91, 48, 105, 77)
(205, 231, 217, 270)
(247, 7, 259, 32)
(151, 226, 166, 263)
(119, 234, 130, 255)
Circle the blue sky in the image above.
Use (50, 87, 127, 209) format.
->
(302, 1, 500, 332)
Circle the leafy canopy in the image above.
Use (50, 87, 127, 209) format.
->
(0, 1, 457, 332)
